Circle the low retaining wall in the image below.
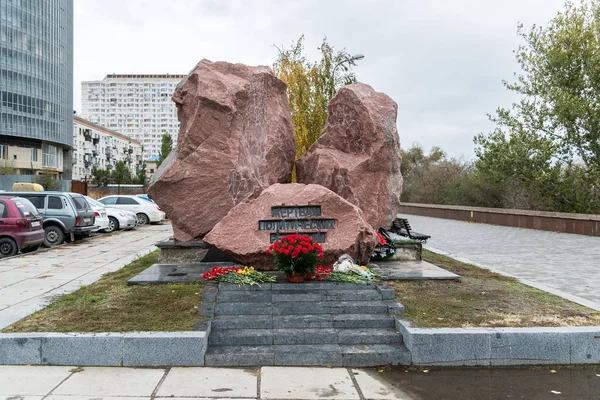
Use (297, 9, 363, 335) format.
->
(399, 203, 600, 236)
(0, 332, 207, 366)
(87, 184, 146, 199)
(396, 319, 600, 366)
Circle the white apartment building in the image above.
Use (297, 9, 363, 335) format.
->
(72, 116, 143, 181)
(80, 74, 184, 158)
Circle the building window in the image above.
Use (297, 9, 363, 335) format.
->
(31, 148, 38, 162)
(42, 144, 58, 168)
(0, 145, 8, 160)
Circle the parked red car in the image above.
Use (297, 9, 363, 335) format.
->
(0, 196, 44, 257)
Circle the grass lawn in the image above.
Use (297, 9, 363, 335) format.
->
(389, 249, 600, 328)
(3, 251, 205, 333)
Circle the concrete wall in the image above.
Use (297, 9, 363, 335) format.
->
(399, 203, 600, 237)
(0, 175, 70, 192)
(87, 184, 145, 199)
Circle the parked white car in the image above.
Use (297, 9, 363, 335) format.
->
(83, 196, 109, 232)
(98, 195, 165, 225)
(85, 196, 138, 233)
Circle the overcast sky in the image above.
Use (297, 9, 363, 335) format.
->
(74, 0, 565, 159)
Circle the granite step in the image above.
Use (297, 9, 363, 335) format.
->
(204, 343, 411, 367)
(214, 301, 394, 315)
(211, 314, 396, 330)
(208, 328, 402, 346)
(218, 281, 379, 291)
(216, 289, 384, 303)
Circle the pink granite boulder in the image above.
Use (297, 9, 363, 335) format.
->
(147, 60, 296, 241)
(296, 83, 403, 229)
(204, 183, 379, 269)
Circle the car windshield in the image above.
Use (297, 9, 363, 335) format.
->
(70, 195, 91, 211)
(11, 198, 40, 218)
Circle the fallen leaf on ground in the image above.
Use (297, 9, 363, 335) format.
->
(550, 370, 557, 373)
(69, 367, 84, 373)
(550, 390, 561, 395)
(378, 369, 385, 373)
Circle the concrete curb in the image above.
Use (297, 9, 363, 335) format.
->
(395, 318, 600, 366)
(0, 331, 207, 366)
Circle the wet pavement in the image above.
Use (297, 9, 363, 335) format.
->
(376, 367, 600, 400)
(1, 365, 598, 399)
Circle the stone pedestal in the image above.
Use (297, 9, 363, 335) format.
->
(156, 240, 210, 264)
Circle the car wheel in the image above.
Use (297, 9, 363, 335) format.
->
(0, 237, 18, 257)
(21, 245, 40, 254)
(136, 213, 149, 225)
(43, 225, 65, 247)
(105, 217, 119, 233)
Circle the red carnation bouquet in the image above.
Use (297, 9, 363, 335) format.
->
(266, 234, 322, 277)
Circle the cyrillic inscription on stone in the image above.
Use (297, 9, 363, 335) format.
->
(258, 219, 336, 231)
(271, 206, 321, 218)
(259, 204, 335, 243)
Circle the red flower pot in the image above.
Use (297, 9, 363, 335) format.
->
(286, 273, 305, 283)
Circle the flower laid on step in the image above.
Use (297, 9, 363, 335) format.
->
(202, 266, 275, 285)
(321, 254, 379, 284)
(267, 234, 322, 283)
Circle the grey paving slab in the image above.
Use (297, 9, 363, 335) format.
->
(369, 260, 460, 280)
(350, 369, 413, 400)
(0, 223, 172, 329)
(53, 367, 165, 396)
(0, 365, 73, 396)
(405, 215, 600, 309)
(156, 367, 258, 398)
(260, 367, 360, 400)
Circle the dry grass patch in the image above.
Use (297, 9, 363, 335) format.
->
(3, 251, 205, 333)
(389, 250, 600, 328)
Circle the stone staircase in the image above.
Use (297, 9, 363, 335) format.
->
(201, 281, 411, 367)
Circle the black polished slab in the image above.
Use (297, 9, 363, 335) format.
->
(127, 262, 242, 285)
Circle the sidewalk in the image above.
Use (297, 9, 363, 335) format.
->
(405, 215, 600, 310)
(2, 365, 598, 399)
(0, 365, 411, 399)
(0, 223, 172, 330)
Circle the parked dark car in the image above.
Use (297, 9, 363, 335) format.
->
(0, 196, 44, 257)
(10, 192, 96, 247)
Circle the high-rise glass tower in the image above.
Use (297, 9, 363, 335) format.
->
(0, 0, 73, 179)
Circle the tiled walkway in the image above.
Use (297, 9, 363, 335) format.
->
(405, 215, 600, 310)
(0, 365, 412, 399)
(0, 223, 172, 329)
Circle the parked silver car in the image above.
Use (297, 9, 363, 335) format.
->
(11, 192, 96, 247)
(85, 197, 137, 233)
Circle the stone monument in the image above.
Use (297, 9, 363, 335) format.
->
(148, 60, 296, 242)
(296, 83, 403, 229)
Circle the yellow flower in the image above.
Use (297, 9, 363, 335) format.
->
(361, 266, 367, 270)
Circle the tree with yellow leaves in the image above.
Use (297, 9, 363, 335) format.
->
(273, 36, 360, 161)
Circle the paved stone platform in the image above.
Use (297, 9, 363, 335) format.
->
(127, 262, 241, 285)
(129, 260, 459, 284)
(404, 215, 600, 310)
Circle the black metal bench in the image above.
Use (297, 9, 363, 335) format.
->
(390, 218, 431, 241)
